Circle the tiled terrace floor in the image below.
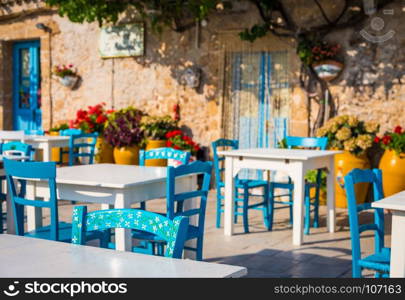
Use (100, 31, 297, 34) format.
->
(34, 191, 391, 277)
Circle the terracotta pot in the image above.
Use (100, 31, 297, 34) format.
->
(49, 131, 69, 163)
(113, 145, 139, 165)
(145, 139, 167, 167)
(335, 151, 370, 208)
(379, 150, 405, 197)
(312, 60, 344, 82)
(95, 136, 114, 164)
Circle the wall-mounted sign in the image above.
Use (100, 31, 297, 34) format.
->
(99, 23, 144, 58)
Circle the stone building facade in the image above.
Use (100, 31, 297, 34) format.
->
(0, 0, 404, 158)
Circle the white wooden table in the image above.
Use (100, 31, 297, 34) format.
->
(218, 148, 342, 246)
(372, 191, 405, 278)
(2, 135, 70, 162)
(24, 164, 197, 253)
(0, 235, 247, 278)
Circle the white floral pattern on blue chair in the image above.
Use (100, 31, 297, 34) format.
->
(71, 206, 189, 258)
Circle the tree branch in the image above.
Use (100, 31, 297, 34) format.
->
(313, 0, 332, 24)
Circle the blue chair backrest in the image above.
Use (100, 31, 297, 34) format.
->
(166, 161, 212, 237)
(3, 159, 60, 240)
(344, 168, 385, 263)
(139, 147, 190, 166)
(61, 129, 98, 166)
(71, 206, 189, 258)
(212, 139, 238, 187)
(60, 129, 83, 136)
(285, 136, 328, 150)
(2, 141, 32, 157)
(24, 129, 45, 136)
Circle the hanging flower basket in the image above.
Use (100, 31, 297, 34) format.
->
(58, 75, 79, 88)
(312, 60, 344, 82)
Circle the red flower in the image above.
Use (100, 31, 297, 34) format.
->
(374, 137, 380, 143)
(394, 126, 402, 134)
(173, 145, 180, 150)
(76, 109, 87, 120)
(96, 115, 107, 124)
(194, 146, 200, 152)
(382, 135, 392, 145)
(182, 135, 190, 141)
(166, 140, 173, 147)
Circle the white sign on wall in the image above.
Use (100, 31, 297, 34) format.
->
(99, 23, 144, 58)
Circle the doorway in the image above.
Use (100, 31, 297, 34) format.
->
(12, 40, 42, 131)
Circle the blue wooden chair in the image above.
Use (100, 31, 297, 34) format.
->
(269, 136, 328, 235)
(0, 141, 33, 234)
(60, 129, 98, 166)
(72, 206, 189, 259)
(132, 161, 212, 260)
(212, 139, 270, 233)
(3, 159, 102, 243)
(138, 147, 190, 210)
(344, 168, 390, 278)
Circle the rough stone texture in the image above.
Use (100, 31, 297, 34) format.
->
(0, 1, 404, 155)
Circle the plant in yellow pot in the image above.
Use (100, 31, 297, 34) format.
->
(376, 125, 405, 197)
(316, 115, 379, 208)
(104, 107, 144, 165)
(140, 115, 178, 166)
(48, 123, 70, 163)
(72, 102, 114, 163)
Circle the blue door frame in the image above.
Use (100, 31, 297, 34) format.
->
(12, 40, 42, 131)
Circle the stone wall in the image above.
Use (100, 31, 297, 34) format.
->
(0, 1, 404, 157)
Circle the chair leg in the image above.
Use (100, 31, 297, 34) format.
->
(216, 193, 221, 229)
(304, 186, 311, 235)
(268, 183, 275, 231)
(352, 262, 362, 278)
(288, 190, 293, 225)
(242, 188, 249, 234)
(0, 200, 3, 234)
(234, 189, 239, 224)
(196, 238, 203, 261)
(140, 202, 146, 210)
(313, 194, 319, 229)
(262, 184, 270, 230)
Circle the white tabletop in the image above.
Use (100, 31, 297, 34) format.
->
(2, 135, 70, 142)
(372, 191, 405, 211)
(218, 148, 342, 160)
(55, 164, 168, 188)
(0, 235, 247, 278)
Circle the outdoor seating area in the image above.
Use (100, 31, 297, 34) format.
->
(0, 0, 404, 284)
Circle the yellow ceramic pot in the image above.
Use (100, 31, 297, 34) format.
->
(113, 146, 139, 165)
(335, 151, 370, 208)
(95, 136, 114, 164)
(145, 139, 167, 167)
(379, 150, 405, 197)
(49, 131, 69, 163)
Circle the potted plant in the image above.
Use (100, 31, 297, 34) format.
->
(72, 102, 114, 163)
(376, 125, 405, 197)
(316, 115, 379, 208)
(48, 122, 70, 163)
(53, 64, 79, 88)
(165, 129, 200, 166)
(140, 115, 178, 166)
(298, 40, 343, 81)
(104, 107, 144, 165)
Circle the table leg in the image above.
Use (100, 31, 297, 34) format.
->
(101, 204, 112, 210)
(291, 163, 304, 246)
(5, 183, 15, 234)
(326, 156, 336, 233)
(43, 145, 51, 162)
(114, 192, 132, 252)
(26, 181, 42, 231)
(224, 157, 235, 236)
(390, 211, 405, 277)
(183, 175, 198, 259)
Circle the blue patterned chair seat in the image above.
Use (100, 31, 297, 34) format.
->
(358, 247, 390, 273)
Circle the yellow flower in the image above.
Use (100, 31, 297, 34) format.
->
(364, 121, 379, 133)
(336, 127, 352, 141)
(316, 127, 327, 137)
(347, 116, 359, 127)
(335, 115, 349, 126)
(343, 138, 356, 152)
(356, 134, 373, 150)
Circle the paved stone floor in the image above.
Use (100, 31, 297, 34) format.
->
(19, 190, 392, 278)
